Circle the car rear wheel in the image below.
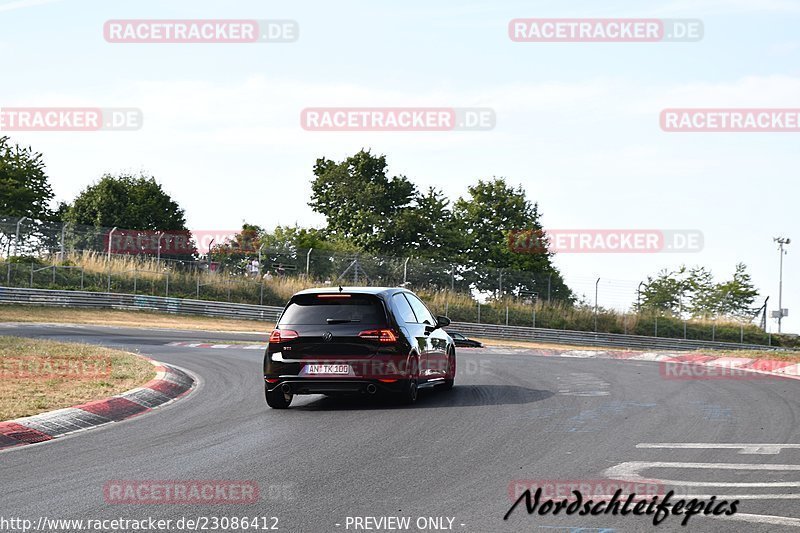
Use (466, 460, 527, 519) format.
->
(398, 378, 418, 405)
(265, 387, 293, 409)
(442, 351, 455, 391)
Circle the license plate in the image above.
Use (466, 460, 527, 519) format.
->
(305, 364, 350, 375)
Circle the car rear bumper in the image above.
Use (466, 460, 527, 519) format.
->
(265, 377, 405, 395)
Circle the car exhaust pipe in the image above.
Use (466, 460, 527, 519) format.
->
(366, 384, 377, 394)
(281, 383, 292, 394)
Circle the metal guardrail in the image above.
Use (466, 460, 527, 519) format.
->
(0, 286, 780, 351)
(0, 287, 283, 322)
(446, 322, 779, 352)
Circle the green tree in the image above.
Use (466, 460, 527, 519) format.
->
(714, 263, 759, 318)
(638, 267, 689, 315)
(452, 178, 571, 299)
(0, 137, 56, 255)
(64, 173, 191, 255)
(309, 150, 416, 254)
(66, 173, 188, 230)
(0, 136, 54, 220)
(685, 266, 717, 318)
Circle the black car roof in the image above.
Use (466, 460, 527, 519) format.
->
(293, 286, 409, 298)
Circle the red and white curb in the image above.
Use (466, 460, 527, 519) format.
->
(0, 359, 195, 451)
(474, 346, 800, 381)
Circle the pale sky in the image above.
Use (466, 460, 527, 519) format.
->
(1, 0, 798, 332)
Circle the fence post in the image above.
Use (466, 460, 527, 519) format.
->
(712, 322, 716, 341)
(133, 271, 137, 294)
(30, 263, 34, 287)
(165, 272, 170, 298)
(477, 302, 481, 323)
(532, 308, 536, 329)
(196, 276, 200, 299)
(260, 281, 264, 306)
(505, 305, 509, 326)
(107, 271, 111, 292)
(683, 321, 687, 340)
(6, 262, 10, 286)
(445, 301, 448, 317)
(654, 316, 658, 337)
(52, 265, 56, 285)
(740, 324, 744, 343)
(80, 268, 84, 290)
(60, 223, 66, 260)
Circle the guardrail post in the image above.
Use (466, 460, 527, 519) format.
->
(654, 316, 658, 337)
(80, 268, 84, 290)
(712, 322, 716, 341)
(259, 280, 264, 306)
(532, 308, 536, 329)
(6, 262, 10, 286)
(30, 263, 34, 287)
(477, 301, 481, 323)
(445, 301, 448, 317)
(505, 305, 509, 326)
(740, 324, 744, 343)
(133, 271, 137, 294)
(196, 276, 200, 299)
(107, 271, 111, 292)
(52, 265, 56, 285)
(684, 320, 687, 339)
(165, 272, 170, 298)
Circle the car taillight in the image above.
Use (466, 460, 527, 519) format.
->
(358, 329, 398, 343)
(269, 329, 298, 343)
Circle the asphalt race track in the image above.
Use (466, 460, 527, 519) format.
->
(1, 323, 799, 532)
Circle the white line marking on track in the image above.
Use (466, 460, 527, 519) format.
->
(715, 512, 800, 527)
(637, 443, 800, 454)
(604, 461, 800, 487)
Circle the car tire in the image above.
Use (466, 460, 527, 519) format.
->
(442, 351, 455, 391)
(398, 378, 418, 405)
(265, 387, 293, 409)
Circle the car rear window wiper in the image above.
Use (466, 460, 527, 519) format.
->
(326, 318, 361, 324)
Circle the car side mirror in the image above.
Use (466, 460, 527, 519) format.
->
(436, 315, 451, 328)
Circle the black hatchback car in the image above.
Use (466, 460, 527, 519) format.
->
(263, 287, 456, 408)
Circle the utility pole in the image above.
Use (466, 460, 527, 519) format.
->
(774, 237, 791, 333)
(594, 277, 600, 332)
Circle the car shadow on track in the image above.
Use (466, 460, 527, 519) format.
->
(290, 384, 554, 411)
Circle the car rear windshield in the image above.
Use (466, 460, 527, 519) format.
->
(278, 293, 388, 325)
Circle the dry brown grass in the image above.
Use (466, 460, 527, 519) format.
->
(0, 305, 273, 333)
(0, 336, 156, 421)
